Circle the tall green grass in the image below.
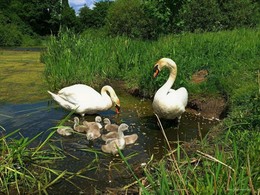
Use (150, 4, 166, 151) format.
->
(0, 128, 65, 194)
(42, 28, 259, 97)
(42, 28, 259, 125)
(120, 127, 260, 194)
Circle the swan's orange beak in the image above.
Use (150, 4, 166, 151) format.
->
(153, 65, 159, 78)
(115, 104, 120, 114)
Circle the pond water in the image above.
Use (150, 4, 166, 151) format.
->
(0, 49, 219, 193)
(0, 90, 218, 193)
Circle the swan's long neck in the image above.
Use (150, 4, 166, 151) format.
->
(118, 128, 125, 138)
(100, 86, 113, 109)
(157, 65, 177, 95)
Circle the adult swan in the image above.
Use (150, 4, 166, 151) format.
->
(152, 58, 188, 121)
(48, 84, 120, 116)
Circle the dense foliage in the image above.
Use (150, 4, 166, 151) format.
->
(1, 0, 259, 45)
(42, 28, 260, 125)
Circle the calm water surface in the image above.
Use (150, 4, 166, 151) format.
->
(0, 49, 219, 193)
(0, 90, 218, 193)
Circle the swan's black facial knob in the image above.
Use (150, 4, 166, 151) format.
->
(153, 65, 160, 78)
(115, 104, 120, 114)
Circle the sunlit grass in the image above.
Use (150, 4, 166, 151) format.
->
(0, 127, 66, 194)
(120, 125, 260, 194)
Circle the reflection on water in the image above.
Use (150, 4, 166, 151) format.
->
(0, 94, 218, 193)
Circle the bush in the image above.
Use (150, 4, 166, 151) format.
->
(178, 0, 260, 32)
(0, 24, 23, 46)
(105, 0, 170, 40)
(219, 0, 260, 29)
(178, 0, 223, 32)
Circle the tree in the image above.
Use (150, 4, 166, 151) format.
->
(79, 6, 94, 29)
(17, 0, 61, 35)
(218, 0, 260, 29)
(78, 0, 113, 30)
(60, 2, 78, 31)
(106, 0, 170, 39)
(91, 0, 113, 28)
(179, 0, 223, 32)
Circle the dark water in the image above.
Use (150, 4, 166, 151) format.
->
(0, 92, 218, 193)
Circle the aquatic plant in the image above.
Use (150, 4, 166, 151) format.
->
(0, 126, 78, 194)
(120, 121, 260, 194)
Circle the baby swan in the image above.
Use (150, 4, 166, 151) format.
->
(86, 127, 101, 140)
(57, 126, 74, 136)
(105, 133, 139, 145)
(124, 133, 138, 145)
(73, 117, 88, 133)
(85, 118, 102, 140)
(83, 116, 102, 129)
(103, 118, 119, 132)
(101, 123, 129, 155)
(101, 131, 118, 142)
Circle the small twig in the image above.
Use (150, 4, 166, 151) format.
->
(122, 177, 145, 189)
(154, 113, 189, 195)
(246, 154, 255, 194)
(108, 161, 113, 183)
(198, 122, 203, 142)
(196, 150, 234, 172)
(193, 158, 201, 171)
(226, 169, 231, 193)
(154, 113, 173, 152)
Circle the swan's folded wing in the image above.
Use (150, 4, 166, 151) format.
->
(58, 85, 102, 104)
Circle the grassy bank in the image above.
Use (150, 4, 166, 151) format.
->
(42, 27, 259, 129)
(42, 28, 260, 193)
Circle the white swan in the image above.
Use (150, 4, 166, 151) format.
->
(48, 84, 120, 116)
(101, 123, 128, 155)
(152, 58, 188, 120)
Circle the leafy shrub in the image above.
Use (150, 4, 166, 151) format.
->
(0, 24, 23, 46)
(105, 0, 170, 39)
(178, 0, 223, 32)
(178, 0, 260, 32)
(219, 0, 260, 29)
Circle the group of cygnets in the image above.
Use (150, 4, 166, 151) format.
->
(56, 116, 138, 155)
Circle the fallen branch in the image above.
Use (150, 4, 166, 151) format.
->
(196, 150, 234, 172)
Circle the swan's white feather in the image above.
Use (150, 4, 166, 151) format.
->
(152, 58, 188, 120)
(48, 84, 119, 116)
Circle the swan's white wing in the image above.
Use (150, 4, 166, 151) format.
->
(153, 87, 188, 119)
(167, 87, 188, 107)
(58, 84, 102, 105)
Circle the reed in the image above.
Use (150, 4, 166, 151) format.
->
(125, 127, 259, 194)
(0, 127, 64, 194)
(0, 124, 96, 194)
(42, 28, 259, 99)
